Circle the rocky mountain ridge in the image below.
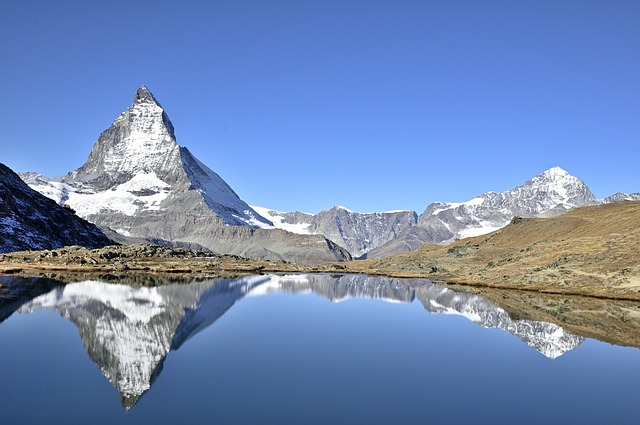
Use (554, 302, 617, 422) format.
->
(257, 167, 637, 259)
(252, 205, 417, 258)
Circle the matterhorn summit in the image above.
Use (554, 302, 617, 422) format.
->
(56, 85, 270, 229)
(22, 86, 350, 263)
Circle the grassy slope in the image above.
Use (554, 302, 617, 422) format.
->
(339, 201, 640, 300)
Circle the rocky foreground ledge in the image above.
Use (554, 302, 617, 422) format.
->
(0, 244, 315, 279)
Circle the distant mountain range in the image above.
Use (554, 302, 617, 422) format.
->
(253, 166, 638, 258)
(6, 86, 638, 260)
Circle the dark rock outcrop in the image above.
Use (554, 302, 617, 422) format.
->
(0, 163, 111, 253)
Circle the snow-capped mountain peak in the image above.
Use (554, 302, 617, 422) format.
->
(416, 166, 597, 243)
(134, 85, 161, 105)
(24, 86, 273, 234)
(369, 166, 601, 258)
(69, 85, 179, 186)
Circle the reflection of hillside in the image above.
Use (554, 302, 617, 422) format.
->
(462, 287, 640, 351)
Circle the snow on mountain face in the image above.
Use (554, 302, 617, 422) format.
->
(251, 205, 417, 258)
(418, 166, 598, 243)
(0, 163, 111, 253)
(369, 167, 600, 258)
(250, 205, 315, 234)
(603, 192, 640, 203)
(69, 86, 181, 185)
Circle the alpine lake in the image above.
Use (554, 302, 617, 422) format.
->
(1, 273, 639, 425)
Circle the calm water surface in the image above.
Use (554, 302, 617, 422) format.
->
(1, 273, 639, 424)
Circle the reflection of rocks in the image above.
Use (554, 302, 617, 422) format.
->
(261, 274, 416, 303)
(0, 276, 62, 323)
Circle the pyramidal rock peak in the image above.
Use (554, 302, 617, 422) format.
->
(28, 85, 270, 229)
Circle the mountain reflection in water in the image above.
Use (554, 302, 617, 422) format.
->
(2, 273, 629, 409)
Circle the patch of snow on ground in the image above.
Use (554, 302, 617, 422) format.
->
(457, 223, 505, 239)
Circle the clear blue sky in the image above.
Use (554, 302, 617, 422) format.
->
(1, 0, 638, 213)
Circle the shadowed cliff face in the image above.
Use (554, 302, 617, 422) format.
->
(0, 163, 112, 253)
(8, 274, 599, 409)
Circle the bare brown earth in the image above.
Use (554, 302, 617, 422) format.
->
(1, 201, 639, 300)
(339, 201, 640, 300)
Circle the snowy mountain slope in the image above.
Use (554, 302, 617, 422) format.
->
(250, 206, 315, 234)
(251, 205, 417, 258)
(19, 86, 350, 264)
(370, 167, 600, 258)
(0, 163, 111, 253)
(603, 192, 640, 203)
(419, 167, 598, 242)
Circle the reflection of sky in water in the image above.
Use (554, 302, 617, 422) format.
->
(1, 274, 639, 425)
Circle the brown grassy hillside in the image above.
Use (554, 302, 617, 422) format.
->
(340, 201, 640, 300)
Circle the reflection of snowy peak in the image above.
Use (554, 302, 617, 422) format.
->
(15, 274, 584, 410)
(19, 277, 265, 409)
(23, 86, 270, 230)
(251, 274, 584, 358)
(412, 284, 584, 359)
